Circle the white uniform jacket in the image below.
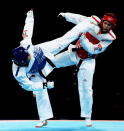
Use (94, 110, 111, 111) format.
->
(61, 12, 116, 59)
(12, 10, 56, 92)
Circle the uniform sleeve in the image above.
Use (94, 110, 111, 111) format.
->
(12, 63, 44, 91)
(18, 77, 44, 91)
(63, 12, 88, 24)
(20, 10, 34, 48)
(80, 35, 112, 54)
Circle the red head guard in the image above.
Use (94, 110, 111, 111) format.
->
(101, 13, 117, 28)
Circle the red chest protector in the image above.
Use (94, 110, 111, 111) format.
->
(76, 32, 100, 59)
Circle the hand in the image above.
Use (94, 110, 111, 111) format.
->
(27, 9, 34, 18)
(47, 81, 54, 89)
(57, 12, 65, 18)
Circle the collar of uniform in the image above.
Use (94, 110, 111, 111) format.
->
(26, 49, 35, 73)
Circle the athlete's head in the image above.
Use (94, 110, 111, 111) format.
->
(100, 13, 117, 33)
(12, 47, 30, 66)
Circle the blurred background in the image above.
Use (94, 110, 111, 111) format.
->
(0, 6, 123, 120)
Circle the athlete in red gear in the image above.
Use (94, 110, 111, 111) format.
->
(54, 12, 117, 127)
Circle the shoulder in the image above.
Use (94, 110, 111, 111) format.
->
(20, 39, 32, 48)
(12, 62, 18, 70)
(100, 31, 116, 43)
(108, 30, 116, 40)
(102, 30, 116, 41)
(12, 62, 27, 75)
(87, 15, 101, 32)
(89, 15, 101, 25)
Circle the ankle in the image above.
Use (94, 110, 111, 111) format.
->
(85, 117, 91, 120)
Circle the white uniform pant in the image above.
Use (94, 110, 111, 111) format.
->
(34, 89, 53, 121)
(78, 59, 95, 118)
(54, 47, 96, 118)
(36, 36, 96, 118)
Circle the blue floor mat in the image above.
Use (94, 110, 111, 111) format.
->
(0, 120, 124, 131)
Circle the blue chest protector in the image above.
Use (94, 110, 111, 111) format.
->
(29, 47, 46, 73)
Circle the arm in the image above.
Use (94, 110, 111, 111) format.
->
(58, 12, 88, 25)
(12, 63, 54, 91)
(80, 35, 112, 54)
(20, 9, 34, 48)
(18, 76, 44, 91)
(12, 64, 44, 91)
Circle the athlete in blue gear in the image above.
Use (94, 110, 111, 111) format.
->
(12, 9, 74, 128)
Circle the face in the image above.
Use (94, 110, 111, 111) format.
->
(101, 21, 112, 33)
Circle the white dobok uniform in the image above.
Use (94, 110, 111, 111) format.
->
(53, 12, 116, 118)
(12, 11, 77, 121)
(12, 10, 116, 121)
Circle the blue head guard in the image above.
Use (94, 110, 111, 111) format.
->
(12, 47, 30, 66)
